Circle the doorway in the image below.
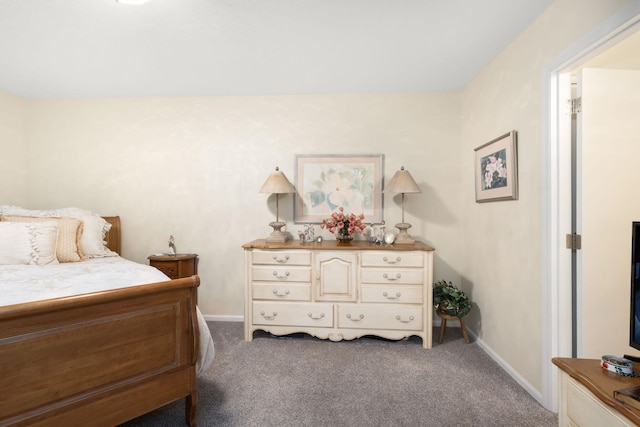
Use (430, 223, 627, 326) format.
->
(544, 5, 640, 411)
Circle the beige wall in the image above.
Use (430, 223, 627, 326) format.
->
(460, 0, 630, 395)
(0, 92, 27, 206)
(23, 92, 462, 319)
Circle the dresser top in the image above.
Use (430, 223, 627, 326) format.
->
(242, 239, 435, 252)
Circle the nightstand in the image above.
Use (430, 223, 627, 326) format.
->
(148, 253, 198, 280)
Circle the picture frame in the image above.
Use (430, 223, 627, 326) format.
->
(294, 154, 384, 223)
(474, 131, 518, 203)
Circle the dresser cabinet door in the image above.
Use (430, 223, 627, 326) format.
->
(314, 252, 357, 302)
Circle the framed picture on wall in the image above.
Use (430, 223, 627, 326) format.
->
(474, 131, 518, 202)
(294, 154, 384, 223)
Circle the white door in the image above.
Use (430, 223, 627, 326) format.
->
(576, 68, 640, 358)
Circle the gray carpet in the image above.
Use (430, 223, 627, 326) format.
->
(121, 321, 557, 427)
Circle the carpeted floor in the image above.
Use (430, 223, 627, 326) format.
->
(121, 321, 557, 427)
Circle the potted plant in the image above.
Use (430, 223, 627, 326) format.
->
(433, 280, 472, 318)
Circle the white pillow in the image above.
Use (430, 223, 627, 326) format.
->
(1, 215, 84, 262)
(58, 208, 116, 258)
(0, 221, 59, 265)
(29, 221, 60, 265)
(0, 206, 117, 258)
(0, 222, 33, 265)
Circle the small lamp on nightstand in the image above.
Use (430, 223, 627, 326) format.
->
(259, 166, 296, 243)
(384, 166, 421, 244)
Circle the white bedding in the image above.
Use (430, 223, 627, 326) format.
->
(0, 256, 214, 373)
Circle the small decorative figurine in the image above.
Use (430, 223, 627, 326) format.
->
(298, 224, 315, 243)
(384, 232, 396, 245)
(168, 235, 176, 255)
(372, 221, 386, 245)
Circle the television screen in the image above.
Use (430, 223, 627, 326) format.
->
(630, 222, 640, 351)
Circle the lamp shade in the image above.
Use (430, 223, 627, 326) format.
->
(259, 167, 295, 194)
(384, 166, 421, 194)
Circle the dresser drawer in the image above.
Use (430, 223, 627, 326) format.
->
(253, 302, 333, 327)
(337, 304, 423, 331)
(361, 251, 424, 268)
(252, 266, 311, 282)
(152, 262, 179, 279)
(361, 268, 423, 285)
(566, 376, 632, 426)
(252, 283, 311, 301)
(252, 250, 311, 266)
(361, 285, 423, 304)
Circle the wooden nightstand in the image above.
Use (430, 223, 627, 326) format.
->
(148, 253, 198, 280)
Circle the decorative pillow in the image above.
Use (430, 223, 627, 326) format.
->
(0, 221, 59, 265)
(0, 222, 33, 265)
(1, 215, 84, 262)
(29, 221, 60, 265)
(0, 206, 117, 258)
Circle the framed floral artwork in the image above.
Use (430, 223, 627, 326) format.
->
(474, 131, 518, 202)
(294, 154, 384, 223)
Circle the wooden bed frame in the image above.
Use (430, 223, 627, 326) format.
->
(0, 216, 201, 427)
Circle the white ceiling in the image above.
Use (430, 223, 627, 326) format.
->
(0, 0, 553, 99)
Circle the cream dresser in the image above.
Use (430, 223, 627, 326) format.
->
(243, 239, 435, 348)
(553, 358, 640, 426)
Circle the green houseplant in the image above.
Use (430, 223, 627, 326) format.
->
(433, 280, 472, 318)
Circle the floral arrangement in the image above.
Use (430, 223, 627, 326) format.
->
(321, 207, 366, 237)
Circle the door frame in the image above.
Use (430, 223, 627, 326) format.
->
(542, 2, 640, 411)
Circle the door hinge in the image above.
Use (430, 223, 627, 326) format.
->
(566, 233, 582, 251)
(566, 97, 582, 115)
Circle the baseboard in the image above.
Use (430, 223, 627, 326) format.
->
(203, 314, 243, 322)
(203, 314, 544, 406)
(210, 316, 462, 327)
(471, 332, 545, 407)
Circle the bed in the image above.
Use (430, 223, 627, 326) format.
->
(0, 210, 213, 427)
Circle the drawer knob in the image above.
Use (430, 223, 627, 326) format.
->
(260, 311, 278, 320)
(383, 273, 401, 281)
(383, 291, 402, 299)
(395, 315, 415, 324)
(272, 289, 291, 297)
(346, 313, 364, 321)
(272, 271, 291, 280)
(273, 255, 290, 263)
(382, 256, 401, 264)
(307, 312, 325, 320)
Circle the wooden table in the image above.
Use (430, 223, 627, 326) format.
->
(553, 357, 640, 426)
(148, 253, 198, 280)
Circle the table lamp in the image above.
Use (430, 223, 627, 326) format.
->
(259, 166, 295, 243)
(384, 166, 421, 244)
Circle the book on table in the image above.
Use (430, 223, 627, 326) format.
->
(614, 385, 640, 410)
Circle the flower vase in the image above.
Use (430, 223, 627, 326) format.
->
(336, 233, 353, 245)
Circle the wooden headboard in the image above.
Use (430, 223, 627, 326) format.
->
(102, 216, 121, 255)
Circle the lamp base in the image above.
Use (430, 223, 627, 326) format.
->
(394, 222, 415, 245)
(266, 221, 289, 243)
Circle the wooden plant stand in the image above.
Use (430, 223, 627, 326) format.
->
(436, 309, 470, 344)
